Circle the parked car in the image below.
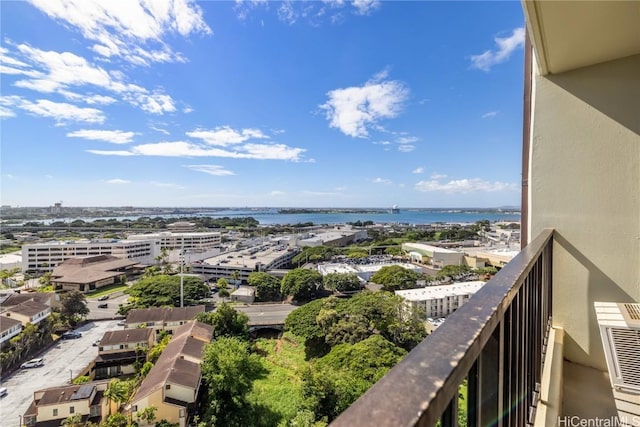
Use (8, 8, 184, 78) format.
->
(97, 303, 108, 308)
(61, 331, 82, 339)
(0, 387, 8, 397)
(117, 320, 126, 326)
(92, 339, 102, 346)
(20, 358, 44, 369)
(97, 295, 109, 301)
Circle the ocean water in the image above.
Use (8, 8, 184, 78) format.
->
(34, 208, 520, 226)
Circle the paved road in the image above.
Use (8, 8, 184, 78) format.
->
(236, 303, 298, 325)
(86, 292, 129, 320)
(0, 320, 121, 426)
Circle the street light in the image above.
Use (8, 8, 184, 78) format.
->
(180, 239, 184, 308)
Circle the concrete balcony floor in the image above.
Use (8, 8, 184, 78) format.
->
(562, 360, 617, 420)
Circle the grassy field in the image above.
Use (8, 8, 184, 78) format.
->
(249, 332, 308, 426)
(85, 283, 128, 298)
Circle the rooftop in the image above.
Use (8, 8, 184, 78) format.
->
(395, 281, 486, 301)
(125, 305, 205, 325)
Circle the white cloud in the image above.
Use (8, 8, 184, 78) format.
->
(372, 177, 391, 184)
(482, 111, 499, 119)
(397, 136, 418, 144)
(412, 167, 424, 174)
(184, 164, 235, 176)
(373, 140, 391, 145)
(270, 190, 286, 196)
(470, 27, 525, 71)
(187, 126, 268, 146)
(18, 98, 105, 124)
(3, 44, 176, 115)
(89, 139, 306, 161)
(415, 177, 519, 193)
(431, 173, 448, 180)
(27, 0, 212, 65)
(67, 129, 136, 144)
(150, 181, 186, 189)
(183, 106, 194, 114)
(398, 144, 415, 153)
(150, 126, 170, 135)
(321, 72, 409, 138)
(105, 178, 130, 184)
(352, 0, 380, 15)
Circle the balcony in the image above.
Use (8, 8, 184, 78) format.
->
(331, 229, 621, 426)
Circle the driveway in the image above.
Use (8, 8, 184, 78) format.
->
(236, 303, 298, 325)
(0, 319, 121, 426)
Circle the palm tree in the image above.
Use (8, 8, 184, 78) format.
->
(61, 414, 83, 427)
(104, 379, 128, 415)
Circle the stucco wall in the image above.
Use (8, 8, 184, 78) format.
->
(528, 54, 640, 370)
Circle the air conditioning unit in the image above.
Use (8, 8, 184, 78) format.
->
(595, 302, 640, 424)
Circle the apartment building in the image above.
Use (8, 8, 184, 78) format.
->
(93, 328, 155, 380)
(124, 306, 205, 340)
(22, 239, 159, 272)
(127, 231, 222, 252)
(0, 292, 53, 327)
(22, 382, 110, 427)
(395, 281, 485, 319)
(0, 316, 22, 346)
(128, 321, 213, 427)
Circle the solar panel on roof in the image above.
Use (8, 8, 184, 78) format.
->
(72, 384, 94, 400)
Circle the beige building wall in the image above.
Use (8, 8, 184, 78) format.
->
(528, 53, 640, 370)
(38, 400, 91, 421)
(165, 382, 195, 403)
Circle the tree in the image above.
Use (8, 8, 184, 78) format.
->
(127, 274, 208, 307)
(322, 273, 362, 293)
(72, 375, 90, 384)
(104, 378, 129, 415)
(62, 414, 83, 427)
(248, 272, 281, 302)
(148, 335, 171, 364)
(103, 413, 128, 427)
(281, 269, 323, 301)
(57, 291, 89, 326)
(201, 337, 262, 427)
(136, 406, 157, 425)
(369, 265, 422, 291)
(436, 264, 471, 280)
(197, 303, 249, 339)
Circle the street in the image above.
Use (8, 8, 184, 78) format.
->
(0, 320, 121, 426)
(236, 303, 298, 325)
(86, 292, 129, 320)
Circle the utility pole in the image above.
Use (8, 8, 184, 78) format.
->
(180, 237, 184, 308)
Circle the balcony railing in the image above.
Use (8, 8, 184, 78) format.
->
(331, 228, 554, 427)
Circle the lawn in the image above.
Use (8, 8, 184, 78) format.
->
(249, 332, 309, 426)
(85, 283, 128, 298)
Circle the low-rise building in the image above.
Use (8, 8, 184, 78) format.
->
(401, 242, 465, 267)
(124, 306, 205, 340)
(50, 255, 139, 293)
(318, 262, 423, 282)
(128, 321, 213, 427)
(0, 316, 22, 346)
(93, 328, 155, 379)
(395, 281, 486, 319)
(22, 381, 110, 427)
(230, 286, 255, 304)
(296, 229, 368, 247)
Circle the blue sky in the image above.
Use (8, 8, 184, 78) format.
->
(1, 0, 525, 208)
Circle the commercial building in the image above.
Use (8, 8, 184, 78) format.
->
(50, 255, 139, 293)
(395, 281, 485, 319)
(128, 321, 213, 427)
(22, 239, 160, 273)
(230, 286, 255, 304)
(191, 245, 299, 284)
(401, 243, 465, 267)
(318, 262, 423, 282)
(296, 229, 368, 247)
(127, 231, 221, 252)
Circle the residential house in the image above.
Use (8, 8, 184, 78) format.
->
(1, 300, 51, 327)
(128, 321, 213, 427)
(124, 306, 205, 341)
(0, 315, 22, 346)
(92, 328, 155, 380)
(22, 382, 110, 427)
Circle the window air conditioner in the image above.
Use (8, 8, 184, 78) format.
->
(594, 302, 640, 394)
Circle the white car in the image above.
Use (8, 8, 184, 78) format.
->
(20, 358, 44, 369)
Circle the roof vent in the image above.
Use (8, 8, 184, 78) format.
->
(595, 302, 640, 394)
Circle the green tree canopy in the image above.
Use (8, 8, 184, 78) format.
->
(281, 269, 323, 301)
(57, 290, 89, 325)
(201, 337, 262, 427)
(248, 272, 281, 302)
(292, 246, 341, 265)
(322, 273, 362, 293)
(369, 265, 422, 291)
(127, 274, 208, 307)
(196, 302, 249, 339)
(435, 264, 471, 280)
